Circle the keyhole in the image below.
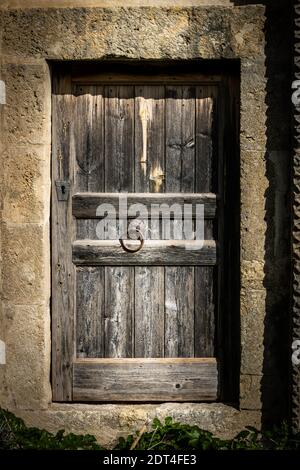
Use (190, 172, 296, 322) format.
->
(61, 185, 65, 194)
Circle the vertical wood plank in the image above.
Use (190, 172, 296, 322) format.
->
(73, 85, 105, 241)
(165, 267, 195, 357)
(195, 86, 216, 193)
(76, 267, 105, 358)
(194, 267, 215, 357)
(134, 86, 165, 357)
(135, 85, 165, 193)
(165, 86, 195, 192)
(195, 86, 217, 358)
(105, 267, 134, 358)
(165, 86, 196, 358)
(105, 86, 134, 192)
(52, 72, 74, 401)
(104, 87, 135, 358)
(135, 267, 164, 357)
(73, 85, 104, 193)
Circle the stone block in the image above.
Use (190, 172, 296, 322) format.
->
(1, 222, 50, 304)
(240, 289, 266, 375)
(1, 62, 51, 146)
(0, 302, 51, 410)
(2, 146, 50, 224)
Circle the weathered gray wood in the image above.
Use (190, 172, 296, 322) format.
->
(51, 72, 74, 401)
(166, 86, 196, 192)
(135, 85, 165, 193)
(134, 86, 166, 359)
(104, 267, 134, 358)
(72, 240, 217, 266)
(164, 88, 197, 359)
(105, 86, 134, 192)
(76, 267, 105, 358)
(73, 85, 104, 193)
(72, 193, 217, 219)
(195, 267, 215, 357)
(135, 267, 164, 357)
(194, 86, 217, 359)
(165, 267, 195, 357)
(196, 86, 217, 193)
(72, 71, 222, 84)
(73, 358, 218, 401)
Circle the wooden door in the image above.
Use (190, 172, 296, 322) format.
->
(52, 68, 224, 402)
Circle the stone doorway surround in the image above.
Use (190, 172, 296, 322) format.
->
(0, 3, 273, 447)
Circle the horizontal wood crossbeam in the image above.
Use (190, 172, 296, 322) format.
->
(72, 193, 217, 219)
(72, 240, 217, 266)
(73, 358, 218, 401)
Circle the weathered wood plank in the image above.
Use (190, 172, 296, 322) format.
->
(72, 240, 217, 266)
(165, 267, 195, 357)
(51, 73, 74, 401)
(195, 267, 215, 357)
(135, 85, 165, 193)
(135, 267, 164, 357)
(164, 87, 196, 359)
(73, 85, 104, 239)
(76, 267, 105, 358)
(105, 86, 134, 192)
(72, 72, 222, 85)
(72, 193, 217, 219)
(73, 358, 218, 401)
(165, 86, 196, 192)
(104, 267, 134, 358)
(196, 86, 217, 193)
(73, 85, 104, 193)
(134, 86, 166, 359)
(194, 86, 217, 358)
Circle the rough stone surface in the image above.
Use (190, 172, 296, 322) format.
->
(240, 289, 266, 376)
(0, 1, 293, 439)
(1, 0, 233, 7)
(15, 404, 260, 448)
(1, 222, 50, 304)
(0, 303, 51, 410)
(240, 375, 262, 410)
(240, 150, 267, 262)
(1, 7, 265, 61)
(1, 146, 50, 224)
(1, 62, 51, 146)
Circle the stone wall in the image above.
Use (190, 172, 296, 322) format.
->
(0, 0, 293, 447)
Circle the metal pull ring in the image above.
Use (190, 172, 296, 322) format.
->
(119, 229, 144, 253)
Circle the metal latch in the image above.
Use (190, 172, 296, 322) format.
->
(55, 180, 70, 201)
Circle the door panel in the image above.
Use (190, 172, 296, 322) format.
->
(52, 72, 221, 401)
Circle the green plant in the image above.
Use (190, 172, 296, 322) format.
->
(2, 408, 300, 451)
(0, 409, 102, 450)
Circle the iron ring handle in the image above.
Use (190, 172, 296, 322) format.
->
(119, 229, 144, 253)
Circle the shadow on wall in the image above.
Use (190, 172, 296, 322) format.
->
(231, 0, 293, 427)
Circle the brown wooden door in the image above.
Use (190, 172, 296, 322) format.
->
(52, 68, 223, 402)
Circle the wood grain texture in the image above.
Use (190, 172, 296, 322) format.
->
(165, 267, 195, 357)
(51, 73, 74, 401)
(105, 86, 134, 192)
(165, 86, 196, 192)
(104, 267, 134, 358)
(72, 240, 217, 266)
(195, 267, 215, 357)
(135, 266, 164, 357)
(135, 85, 165, 193)
(73, 85, 104, 193)
(196, 86, 217, 193)
(72, 193, 217, 219)
(72, 72, 222, 85)
(73, 358, 218, 401)
(76, 267, 105, 358)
